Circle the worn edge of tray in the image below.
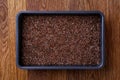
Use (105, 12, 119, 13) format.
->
(16, 11, 105, 70)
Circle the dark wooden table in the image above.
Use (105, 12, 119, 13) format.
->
(0, 0, 120, 80)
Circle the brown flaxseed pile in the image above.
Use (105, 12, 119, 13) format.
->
(21, 14, 101, 66)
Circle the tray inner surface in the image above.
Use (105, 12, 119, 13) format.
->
(19, 14, 101, 66)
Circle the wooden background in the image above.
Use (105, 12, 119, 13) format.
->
(0, 0, 120, 80)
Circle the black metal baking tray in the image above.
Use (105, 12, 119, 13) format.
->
(16, 11, 105, 69)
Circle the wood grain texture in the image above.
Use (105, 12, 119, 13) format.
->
(0, 0, 9, 80)
(0, 0, 120, 80)
(0, 0, 27, 80)
(8, 0, 28, 79)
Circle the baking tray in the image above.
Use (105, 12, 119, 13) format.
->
(16, 11, 105, 69)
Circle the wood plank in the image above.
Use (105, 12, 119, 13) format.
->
(8, 0, 28, 79)
(0, 0, 10, 80)
(0, 0, 27, 80)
